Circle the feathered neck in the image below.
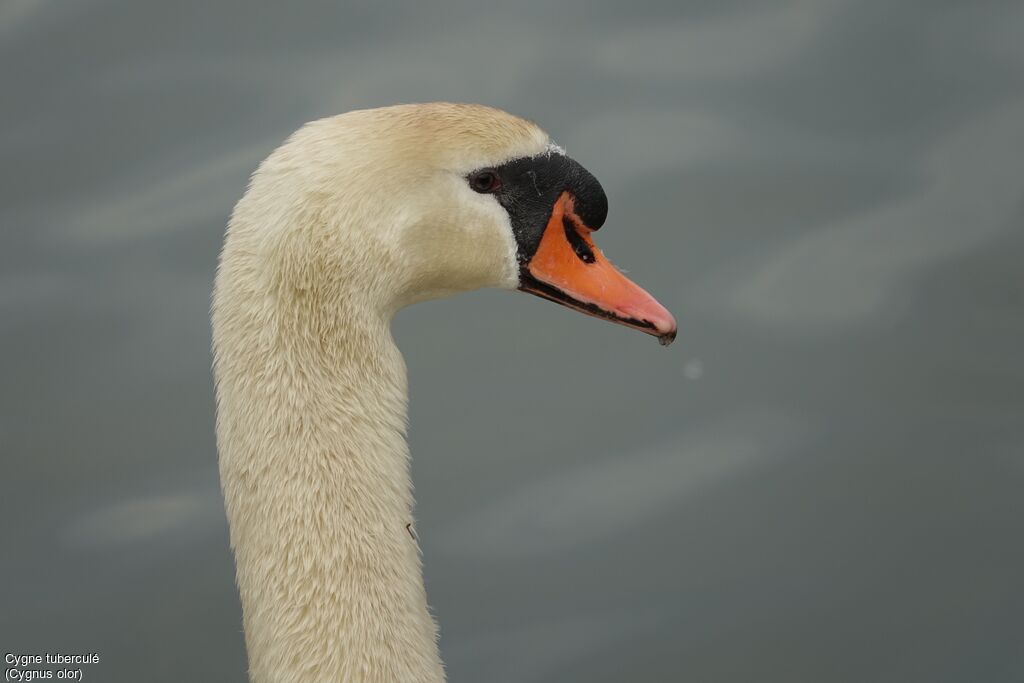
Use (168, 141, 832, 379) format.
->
(213, 245, 445, 682)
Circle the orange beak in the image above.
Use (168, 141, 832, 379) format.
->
(519, 192, 677, 345)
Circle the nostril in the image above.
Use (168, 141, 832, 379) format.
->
(563, 215, 596, 264)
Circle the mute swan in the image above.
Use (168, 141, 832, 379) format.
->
(212, 103, 676, 683)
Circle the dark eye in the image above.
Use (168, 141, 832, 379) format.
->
(468, 170, 501, 193)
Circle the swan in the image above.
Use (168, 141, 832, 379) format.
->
(212, 102, 676, 683)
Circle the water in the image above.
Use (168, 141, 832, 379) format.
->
(2, 1, 1023, 681)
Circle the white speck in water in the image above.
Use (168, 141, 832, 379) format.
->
(684, 358, 704, 380)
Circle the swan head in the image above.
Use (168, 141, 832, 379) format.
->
(229, 103, 675, 344)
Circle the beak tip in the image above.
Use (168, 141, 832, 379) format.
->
(649, 310, 677, 347)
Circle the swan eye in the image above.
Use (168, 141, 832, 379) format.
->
(468, 170, 501, 194)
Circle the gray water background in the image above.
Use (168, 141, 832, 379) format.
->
(2, 1, 1023, 681)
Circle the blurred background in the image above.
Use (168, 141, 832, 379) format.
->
(2, 1, 1023, 681)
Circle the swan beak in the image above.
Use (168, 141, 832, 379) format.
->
(519, 192, 677, 346)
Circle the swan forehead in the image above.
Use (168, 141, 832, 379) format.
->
(315, 103, 553, 174)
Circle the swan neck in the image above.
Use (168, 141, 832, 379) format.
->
(214, 291, 444, 682)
